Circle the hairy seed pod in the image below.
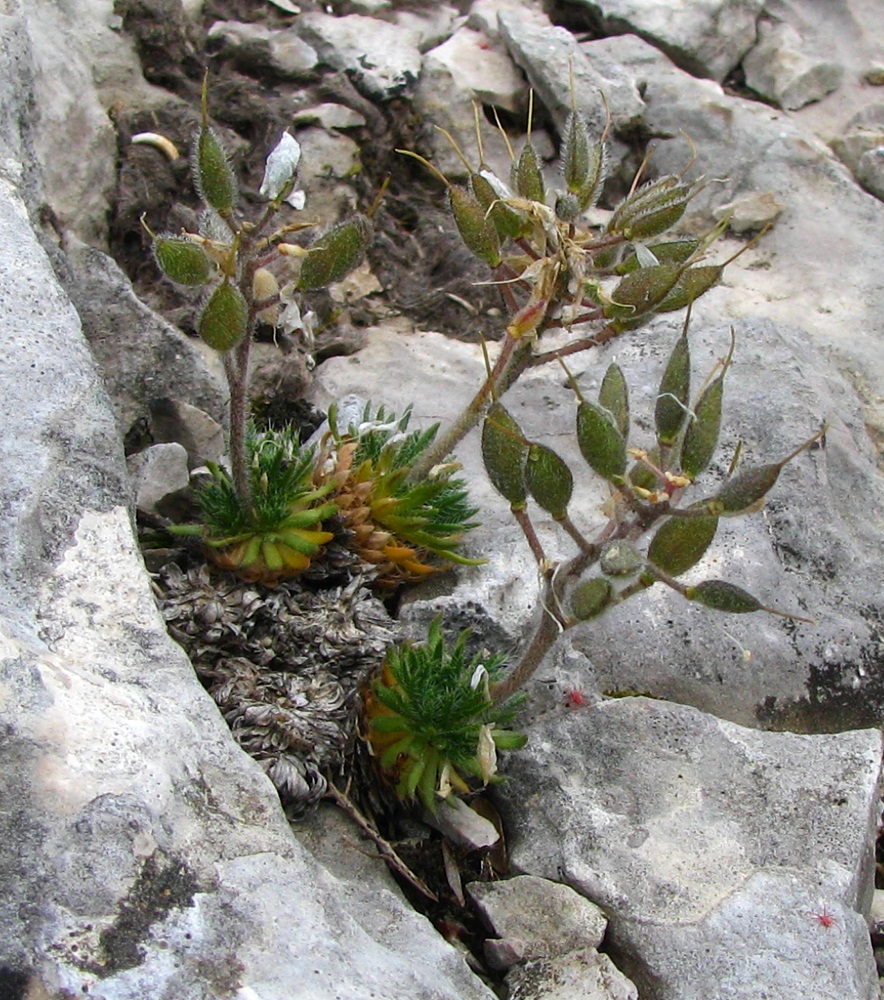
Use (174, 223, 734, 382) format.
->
(154, 236, 213, 286)
(563, 111, 591, 194)
(600, 540, 643, 578)
(686, 579, 762, 613)
(297, 216, 372, 291)
(647, 513, 719, 577)
(616, 239, 699, 275)
(623, 200, 688, 240)
(571, 577, 614, 621)
(707, 463, 782, 516)
(198, 279, 248, 352)
(655, 330, 691, 447)
(599, 363, 629, 438)
(449, 186, 501, 267)
(591, 244, 624, 270)
(471, 172, 525, 239)
(195, 126, 237, 216)
(657, 265, 723, 313)
(608, 177, 690, 240)
(576, 401, 627, 483)
(525, 443, 573, 519)
(482, 402, 528, 507)
(511, 140, 545, 203)
(681, 375, 724, 480)
(605, 264, 681, 320)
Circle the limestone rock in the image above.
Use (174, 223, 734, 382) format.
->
(295, 12, 422, 101)
(743, 18, 844, 110)
(147, 398, 225, 470)
(414, 26, 528, 182)
(713, 191, 786, 233)
(54, 238, 226, 441)
(126, 442, 190, 513)
(560, 0, 765, 81)
(507, 950, 639, 1000)
(832, 106, 884, 201)
(467, 875, 608, 961)
(206, 20, 319, 78)
(499, 9, 645, 137)
(390, 3, 462, 53)
(292, 102, 367, 130)
(500, 697, 882, 1000)
(22, 0, 170, 245)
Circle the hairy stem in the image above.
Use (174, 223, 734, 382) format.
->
(225, 335, 253, 513)
(490, 598, 563, 704)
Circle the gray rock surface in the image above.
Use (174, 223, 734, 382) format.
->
(467, 875, 608, 961)
(55, 238, 226, 441)
(295, 12, 422, 100)
(833, 106, 884, 201)
(499, 696, 882, 1000)
(560, 0, 765, 81)
(126, 442, 190, 513)
(743, 17, 844, 110)
(206, 20, 319, 78)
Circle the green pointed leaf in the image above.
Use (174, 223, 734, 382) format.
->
(599, 363, 629, 438)
(524, 443, 573, 519)
(655, 330, 691, 447)
(686, 579, 763, 613)
(706, 463, 782, 516)
(576, 401, 627, 483)
(482, 402, 528, 506)
(571, 577, 614, 621)
(647, 513, 718, 577)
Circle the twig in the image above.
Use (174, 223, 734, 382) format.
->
(323, 779, 439, 902)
